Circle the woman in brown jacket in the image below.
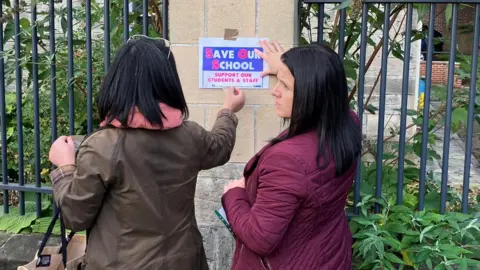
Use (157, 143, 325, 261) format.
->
(47, 36, 245, 269)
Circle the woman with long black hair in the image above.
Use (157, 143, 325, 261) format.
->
(222, 40, 362, 269)
(48, 36, 245, 269)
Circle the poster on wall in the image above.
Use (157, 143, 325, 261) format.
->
(198, 37, 270, 89)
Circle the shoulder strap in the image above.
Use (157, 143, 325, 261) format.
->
(36, 208, 70, 268)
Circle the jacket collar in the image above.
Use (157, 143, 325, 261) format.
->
(100, 103, 183, 130)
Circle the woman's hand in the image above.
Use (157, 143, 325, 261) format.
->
(223, 86, 245, 113)
(223, 177, 245, 194)
(49, 136, 76, 167)
(254, 40, 285, 77)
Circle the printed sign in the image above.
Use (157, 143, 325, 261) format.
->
(198, 37, 269, 89)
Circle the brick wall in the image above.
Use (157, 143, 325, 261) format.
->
(419, 61, 463, 88)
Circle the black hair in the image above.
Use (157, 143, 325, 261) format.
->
(97, 36, 189, 128)
(272, 43, 362, 177)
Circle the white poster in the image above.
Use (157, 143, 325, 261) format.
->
(198, 37, 270, 89)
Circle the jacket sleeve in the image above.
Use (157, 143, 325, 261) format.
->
(50, 137, 114, 232)
(221, 152, 307, 256)
(187, 108, 238, 170)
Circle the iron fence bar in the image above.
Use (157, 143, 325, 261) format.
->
(353, 3, 369, 215)
(418, 3, 436, 211)
(0, 184, 53, 194)
(86, 0, 93, 134)
(49, 0, 58, 215)
(0, 0, 8, 215)
(375, 3, 390, 213)
(49, 0, 57, 143)
(462, 4, 480, 214)
(396, 3, 413, 205)
(143, 0, 148, 35)
(338, 8, 346, 60)
(32, 1, 42, 218)
(14, 0, 25, 216)
(162, 0, 169, 39)
(124, 0, 129, 42)
(104, 0, 111, 72)
(440, 3, 459, 214)
(317, 4, 325, 44)
(67, 0, 75, 135)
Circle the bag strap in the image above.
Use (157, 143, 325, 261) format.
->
(36, 209, 60, 258)
(36, 208, 70, 268)
(59, 213, 67, 266)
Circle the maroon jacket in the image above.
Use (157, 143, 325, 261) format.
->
(222, 117, 358, 269)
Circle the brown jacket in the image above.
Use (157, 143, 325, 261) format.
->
(50, 108, 238, 270)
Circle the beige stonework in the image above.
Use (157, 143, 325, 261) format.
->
(188, 105, 206, 127)
(169, 0, 205, 44)
(169, 1, 293, 268)
(206, 0, 256, 37)
(258, 0, 296, 45)
(255, 106, 283, 152)
(206, 106, 255, 163)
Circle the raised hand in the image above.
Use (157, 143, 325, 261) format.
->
(254, 40, 285, 77)
(223, 86, 245, 113)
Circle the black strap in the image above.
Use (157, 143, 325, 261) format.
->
(36, 208, 71, 268)
(59, 212, 68, 267)
(36, 209, 60, 258)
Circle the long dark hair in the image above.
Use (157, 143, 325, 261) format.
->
(272, 43, 362, 176)
(97, 36, 189, 128)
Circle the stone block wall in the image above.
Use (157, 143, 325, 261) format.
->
(168, 1, 295, 268)
(169, 0, 295, 161)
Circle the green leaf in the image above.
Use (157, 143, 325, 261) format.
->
(445, 212, 472, 222)
(445, 4, 453, 27)
(415, 4, 430, 21)
(423, 212, 444, 223)
(19, 18, 31, 30)
(383, 236, 401, 251)
(451, 107, 468, 127)
(426, 258, 433, 269)
(31, 217, 61, 235)
(61, 16, 67, 34)
(391, 205, 413, 214)
(385, 252, 404, 264)
(3, 22, 14, 44)
(366, 104, 378, 114)
(458, 258, 467, 270)
(0, 213, 37, 233)
(403, 193, 418, 209)
(385, 222, 419, 235)
(415, 249, 431, 263)
(420, 225, 435, 243)
(332, 0, 352, 10)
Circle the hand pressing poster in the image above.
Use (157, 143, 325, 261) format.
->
(198, 37, 270, 89)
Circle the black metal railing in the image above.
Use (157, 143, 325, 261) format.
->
(0, 0, 169, 217)
(0, 0, 479, 222)
(299, 0, 480, 216)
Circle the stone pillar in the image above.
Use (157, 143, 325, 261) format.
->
(169, 0, 296, 269)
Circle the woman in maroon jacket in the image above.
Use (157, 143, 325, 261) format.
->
(221, 40, 362, 269)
